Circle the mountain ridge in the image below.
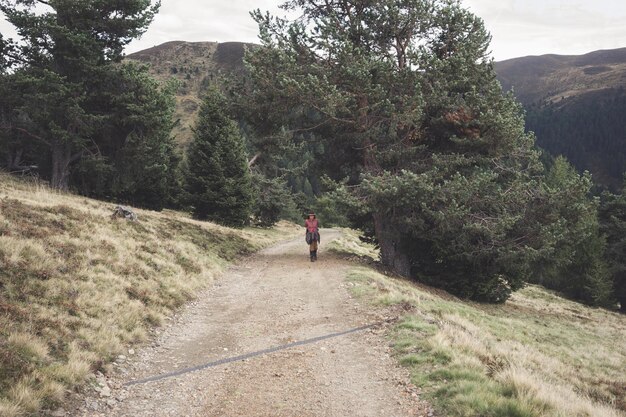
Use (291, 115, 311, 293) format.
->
(495, 47, 626, 188)
(495, 47, 626, 105)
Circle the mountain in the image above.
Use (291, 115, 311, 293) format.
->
(496, 48, 626, 189)
(126, 41, 252, 148)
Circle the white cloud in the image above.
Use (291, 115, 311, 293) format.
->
(2, 0, 626, 61)
(125, 0, 288, 53)
(463, 0, 626, 59)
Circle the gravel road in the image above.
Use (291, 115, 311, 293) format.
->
(68, 230, 433, 417)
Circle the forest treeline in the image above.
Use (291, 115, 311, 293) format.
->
(0, 0, 624, 311)
(526, 87, 626, 190)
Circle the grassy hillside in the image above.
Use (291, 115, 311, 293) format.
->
(495, 48, 626, 105)
(125, 41, 252, 149)
(0, 174, 298, 417)
(331, 232, 626, 417)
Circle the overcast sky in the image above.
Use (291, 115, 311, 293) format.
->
(1, 0, 625, 61)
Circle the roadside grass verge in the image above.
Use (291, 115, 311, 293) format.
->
(0, 174, 299, 417)
(326, 228, 379, 262)
(336, 237, 626, 417)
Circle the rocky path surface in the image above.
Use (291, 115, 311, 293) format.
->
(69, 230, 433, 417)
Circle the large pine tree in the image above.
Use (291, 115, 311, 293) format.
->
(0, 0, 159, 190)
(184, 89, 253, 227)
(244, 0, 560, 302)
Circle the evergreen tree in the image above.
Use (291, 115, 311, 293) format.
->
(600, 177, 626, 312)
(246, 0, 548, 302)
(184, 89, 253, 227)
(107, 64, 180, 210)
(0, 0, 159, 189)
(531, 157, 613, 306)
(71, 63, 180, 210)
(250, 171, 297, 227)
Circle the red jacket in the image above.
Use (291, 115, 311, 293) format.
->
(305, 218, 319, 233)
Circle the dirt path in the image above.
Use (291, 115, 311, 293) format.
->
(70, 230, 431, 417)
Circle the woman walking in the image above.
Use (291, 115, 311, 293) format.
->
(305, 212, 320, 262)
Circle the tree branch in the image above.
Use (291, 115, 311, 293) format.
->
(0, 125, 50, 145)
(248, 152, 262, 168)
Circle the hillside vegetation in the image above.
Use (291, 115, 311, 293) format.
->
(127, 41, 626, 189)
(0, 174, 298, 416)
(331, 233, 626, 417)
(126, 41, 251, 148)
(496, 48, 626, 189)
(496, 48, 626, 105)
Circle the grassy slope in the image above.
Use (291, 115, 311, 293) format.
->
(0, 174, 299, 417)
(495, 48, 626, 105)
(329, 232, 626, 417)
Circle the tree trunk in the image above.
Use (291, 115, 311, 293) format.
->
(373, 213, 412, 277)
(50, 141, 72, 190)
(6, 149, 22, 171)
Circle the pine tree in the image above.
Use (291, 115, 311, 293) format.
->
(107, 64, 180, 210)
(600, 177, 626, 312)
(0, 0, 159, 189)
(184, 89, 253, 227)
(246, 0, 548, 302)
(531, 157, 613, 306)
(250, 171, 297, 227)
(70, 63, 181, 210)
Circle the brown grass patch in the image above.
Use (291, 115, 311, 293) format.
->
(0, 173, 299, 415)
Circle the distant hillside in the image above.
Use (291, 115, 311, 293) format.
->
(126, 41, 252, 148)
(496, 48, 626, 189)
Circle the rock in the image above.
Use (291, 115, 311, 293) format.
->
(50, 409, 66, 417)
(128, 348, 135, 355)
(111, 205, 137, 221)
(99, 386, 112, 397)
(86, 400, 100, 411)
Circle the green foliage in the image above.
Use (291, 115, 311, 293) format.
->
(0, 0, 162, 190)
(250, 171, 298, 227)
(71, 63, 181, 210)
(599, 177, 626, 312)
(309, 193, 350, 228)
(247, 0, 547, 302)
(184, 89, 253, 227)
(530, 157, 613, 306)
(359, 163, 539, 303)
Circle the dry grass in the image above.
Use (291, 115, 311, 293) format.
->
(336, 238, 626, 417)
(326, 228, 379, 261)
(0, 173, 299, 416)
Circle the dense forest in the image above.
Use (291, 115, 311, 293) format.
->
(0, 0, 624, 310)
(495, 49, 626, 190)
(526, 88, 626, 189)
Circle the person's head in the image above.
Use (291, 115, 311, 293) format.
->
(308, 212, 316, 220)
